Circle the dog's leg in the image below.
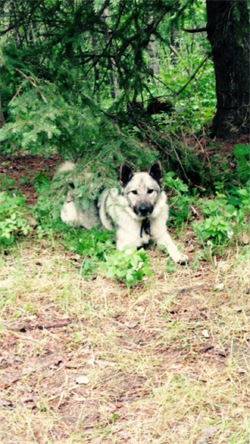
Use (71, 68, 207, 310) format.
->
(116, 230, 144, 251)
(152, 230, 188, 264)
(61, 200, 79, 226)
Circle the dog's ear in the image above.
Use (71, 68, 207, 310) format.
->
(149, 161, 163, 184)
(120, 163, 133, 187)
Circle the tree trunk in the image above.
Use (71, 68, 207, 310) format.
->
(0, 101, 5, 129)
(206, 0, 250, 139)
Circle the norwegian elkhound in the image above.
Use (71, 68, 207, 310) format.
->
(58, 161, 188, 264)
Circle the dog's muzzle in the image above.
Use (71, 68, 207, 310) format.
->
(135, 204, 153, 217)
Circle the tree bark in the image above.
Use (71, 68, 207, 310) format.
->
(0, 101, 5, 129)
(206, 0, 250, 139)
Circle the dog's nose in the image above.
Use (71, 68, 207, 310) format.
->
(139, 205, 153, 217)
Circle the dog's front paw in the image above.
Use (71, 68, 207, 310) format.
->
(173, 253, 189, 265)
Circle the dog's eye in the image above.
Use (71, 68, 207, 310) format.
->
(147, 189, 154, 194)
(131, 190, 138, 195)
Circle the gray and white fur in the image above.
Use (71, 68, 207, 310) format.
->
(58, 161, 188, 264)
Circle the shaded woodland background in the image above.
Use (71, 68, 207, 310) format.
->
(0, 0, 249, 168)
(0, 0, 249, 257)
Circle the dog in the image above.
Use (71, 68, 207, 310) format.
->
(58, 161, 188, 264)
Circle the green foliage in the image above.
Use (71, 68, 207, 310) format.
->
(166, 258, 176, 274)
(164, 172, 194, 227)
(0, 191, 32, 246)
(0, 174, 16, 190)
(20, 175, 32, 186)
(193, 184, 250, 248)
(64, 228, 115, 277)
(237, 186, 250, 212)
(0, 0, 217, 168)
(165, 172, 189, 194)
(233, 144, 250, 184)
(0, 80, 98, 158)
(64, 228, 114, 259)
(194, 214, 234, 246)
(32, 174, 66, 240)
(101, 247, 152, 287)
(34, 172, 51, 193)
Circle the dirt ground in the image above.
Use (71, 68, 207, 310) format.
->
(0, 154, 60, 204)
(0, 154, 250, 444)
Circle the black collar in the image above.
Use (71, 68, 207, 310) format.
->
(140, 218, 151, 238)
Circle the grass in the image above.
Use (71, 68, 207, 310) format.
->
(1, 238, 250, 444)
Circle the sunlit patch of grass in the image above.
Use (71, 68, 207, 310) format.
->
(0, 240, 250, 443)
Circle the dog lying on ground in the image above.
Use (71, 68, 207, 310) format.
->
(58, 161, 188, 264)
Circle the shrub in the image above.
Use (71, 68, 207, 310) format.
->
(0, 191, 32, 246)
(164, 172, 194, 227)
(194, 195, 237, 245)
(233, 144, 250, 184)
(101, 247, 152, 287)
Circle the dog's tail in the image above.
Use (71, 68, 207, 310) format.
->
(56, 161, 76, 174)
(55, 161, 76, 189)
(55, 162, 79, 226)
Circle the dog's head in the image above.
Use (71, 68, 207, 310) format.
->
(120, 161, 163, 217)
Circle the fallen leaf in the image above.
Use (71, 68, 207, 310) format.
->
(215, 283, 224, 291)
(201, 329, 210, 338)
(125, 321, 139, 329)
(76, 375, 90, 385)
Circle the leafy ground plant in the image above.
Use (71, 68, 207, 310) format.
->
(101, 247, 152, 287)
(233, 144, 250, 184)
(193, 183, 250, 250)
(0, 191, 32, 246)
(164, 172, 195, 227)
(0, 174, 16, 190)
(194, 196, 237, 245)
(64, 228, 115, 277)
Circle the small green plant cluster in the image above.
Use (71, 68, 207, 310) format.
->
(194, 197, 237, 245)
(34, 172, 52, 194)
(161, 147, 250, 252)
(0, 174, 16, 190)
(193, 184, 250, 248)
(0, 191, 32, 246)
(63, 230, 152, 287)
(63, 228, 114, 276)
(164, 172, 195, 227)
(233, 144, 250, 184)
(101, 247, 152, 287)
(18, 175, 31, 186)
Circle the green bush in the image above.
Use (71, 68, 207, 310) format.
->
(193, 184, 250, 248)
(0, 191, 32, 246)
(164, 172, 194, 227)
(0, 174, 16, 190)
(101, 247, 152, 287)
(233, 144, 250, 184)
(0, 80, 98, 158)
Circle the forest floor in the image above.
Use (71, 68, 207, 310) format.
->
(0, 153, 250, 444)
